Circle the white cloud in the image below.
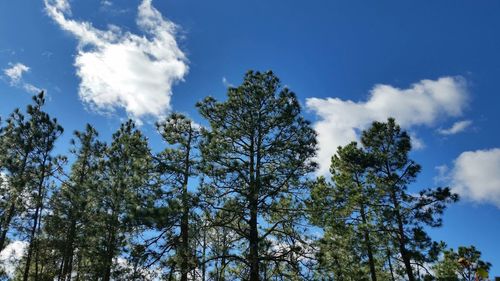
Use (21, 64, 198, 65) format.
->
(306, 77, 468, 174)
(437, 120, 472, 135)
(44, 0, 189, 122)
(22, 83, 42, 94)
(2, 63, 42, 94)
(3, 63, 29, 84)
(450, 148, 500, 208)
(409, 133, 425, 150)
(434, 164, 450, 184)
(222, 76, 233, 88)
(0, 241, 27, 278)
(101, 0, 113, 7)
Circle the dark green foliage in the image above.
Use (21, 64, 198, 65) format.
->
(0, 92, 64, 281)
(361, 119, 458, 281)
(97, 120, 155, 280)
(361, 118, 458, 281)
(197, 70, 317, 280)
(309, 142, 386, 281)
(309, 118, 461, 281)
(43, 124, 106, 279)
(135, 113, 201, 280)
(0, 74, 490, 281)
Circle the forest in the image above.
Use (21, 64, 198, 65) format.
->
(0, 71, 492, 280)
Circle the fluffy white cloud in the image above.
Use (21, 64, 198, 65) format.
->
(306, 77, 468, 174)
(44, 0, 188, 122)
(450, 148, 500, 208)
(0, 241, 27, 278)
(437, 120, 472, 135)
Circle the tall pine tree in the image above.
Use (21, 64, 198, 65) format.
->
(197, 71, 317, 280)
(97, 120, 154, 281)
(361, 118, 458, 281)
(21, 93, 64, 281)
(309, 142, 385, 281)
(44, 124, 105, 280)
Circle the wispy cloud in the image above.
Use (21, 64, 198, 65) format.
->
(434, 164, 450, 184)
(2, 63, 42, 94)
(306, 77, 469, 174)
(222, 76, 234, 88)
(44, 0, 189, 123)
(3, 63, 30, 84)
(101, 0, 113, 7)
(437, 120, 472, 135)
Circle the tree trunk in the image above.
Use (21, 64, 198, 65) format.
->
(22, 204, 41, 281)
(103, 236, 115, 281)
(23, 161, 47, 281)
(180, 200, 189, 281)
(249, 197, 259, 281)
(249, 135, 259, 281)
(202, 224, 207, 281)
(60, 219, 77, 280)
(360, 203, 377, 281)
(0, 202, 16, 251)
(103, 223, 117, 281)
(180, 130, 192, 281)
(34, 202, 44, 280)
(386, 247, 395, 281)
(391, 190, 415, 281)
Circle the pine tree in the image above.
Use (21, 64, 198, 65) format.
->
(0, 92, 63, 281)
(309, 142, 384, 281)
(361, 118, 458, 281)
(433, 246, 491, 281)
(197, 70, 317, 280)
(41, 124, 106, 280)
(137, 113, 202, 280)
(20, 93, 64, 281)
(0, 105, 37, 253)
(97, 120, 154, 281)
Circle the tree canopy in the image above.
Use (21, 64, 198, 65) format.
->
(0, 73, 489, 281)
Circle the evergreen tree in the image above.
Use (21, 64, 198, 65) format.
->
(433, 246, 491, 281)
(20, 93, 64, 281)
(137, 113, 201, 280)
(197, 70, 317, 280)
(361, 118, 458, 281)
(309, 142, 385, 281)
(97, 120, 155, 281)
(43, 124, 105, 280)
(0, 101, 39, 252)
(0, 92, 63, 281)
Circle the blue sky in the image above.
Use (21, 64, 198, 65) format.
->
(1, 0, 500, 276)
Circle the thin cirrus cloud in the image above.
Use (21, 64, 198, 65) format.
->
(44, 0, 189, 123)
(437, 148, 500, 208)
(2, 63, 42, 94)
(437, 119, 473, 135)
(306, 76, 469, 175)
